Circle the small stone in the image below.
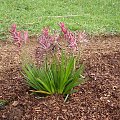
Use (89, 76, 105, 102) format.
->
(104, 94, 107, 96)
(113, 86, 117, 90)
(2, 114, 6, 118)
(12, 101, 19, 107)
(62, 109, 67, 112)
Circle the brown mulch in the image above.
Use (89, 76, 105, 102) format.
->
(0, 35, 120, 120)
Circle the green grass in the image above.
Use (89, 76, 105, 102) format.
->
(0, 0, 120, 39)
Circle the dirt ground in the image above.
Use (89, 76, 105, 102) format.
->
(0, 34, 120, 120)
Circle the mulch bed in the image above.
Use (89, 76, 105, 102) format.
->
(0, 35, 120, 120)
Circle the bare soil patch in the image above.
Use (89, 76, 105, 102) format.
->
(0, 35, 120, 120)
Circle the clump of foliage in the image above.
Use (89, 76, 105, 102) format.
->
(22, 52, 84, 97)
(0, 99, 8, 109)
(10, 24, 28, 47)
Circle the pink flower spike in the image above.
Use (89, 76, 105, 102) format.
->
(59, 22, 67, 34)
(17, 31, 21, 39)
(15, 31, 22, 47)
(23, 31, 28, 44)
(10, 24, 17, 33)
(10, 23, 30, 48)
(42, 27, 49, 37)
(59, 22, 65, 27)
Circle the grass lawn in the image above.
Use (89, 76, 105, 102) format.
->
(0, 0, 120, 39)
